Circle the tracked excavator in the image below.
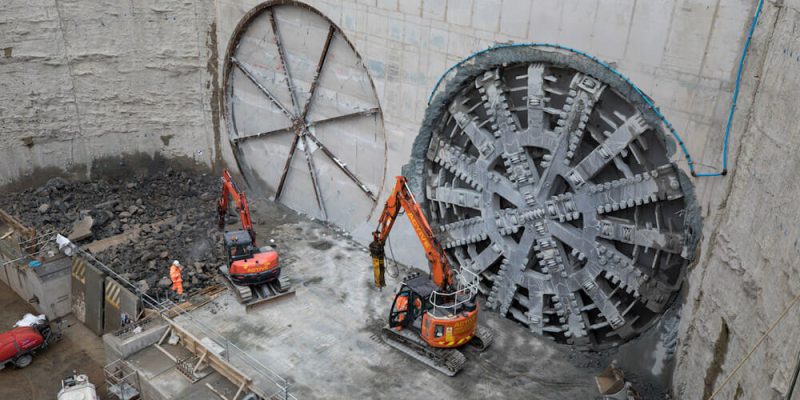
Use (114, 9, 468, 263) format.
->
(217, 169, 293, 308)
(369, 176, 493, 376)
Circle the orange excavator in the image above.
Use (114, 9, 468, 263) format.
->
(217, 169, 293, 307)
(369, 176, 493, 376)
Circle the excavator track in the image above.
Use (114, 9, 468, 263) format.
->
(382, 327, 467, 376)
(220, 266, 294, 310)
(469, 326, 495, 352)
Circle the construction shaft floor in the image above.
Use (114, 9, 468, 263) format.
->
(0, 188, 675, 399)
(174, 197, 602, 399)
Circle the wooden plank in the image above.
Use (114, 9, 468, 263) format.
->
(0, 208, 35, 239)
(161, 318, 267, 399)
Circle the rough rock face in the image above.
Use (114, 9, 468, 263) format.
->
(0, 170, 228, 298)
(673, 2, 800, 399)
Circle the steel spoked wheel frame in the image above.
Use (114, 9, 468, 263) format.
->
(222, 1, 385, 225)
(411, 47, 701, 349)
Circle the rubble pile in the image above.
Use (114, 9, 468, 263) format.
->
(0, 169, 228, 297)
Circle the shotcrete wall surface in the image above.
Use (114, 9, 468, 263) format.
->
(0, 0, 219, 187)
(2, 0, 798, 398)
(673, 1, 800, 398)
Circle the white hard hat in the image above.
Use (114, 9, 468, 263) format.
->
(173, 260, 180, 266)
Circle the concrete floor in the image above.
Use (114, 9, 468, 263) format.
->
(175, 198, 601, 399)
(125, 343, 242, 400)
(0, 280, 106, 399)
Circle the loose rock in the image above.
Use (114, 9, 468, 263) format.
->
(68, 216, 95, 241)
(0, 170, 226, 298)
(157, 277, 172, 288)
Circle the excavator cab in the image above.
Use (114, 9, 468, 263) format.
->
(388, 274, 480, 349)
(388, 282, 426, 329)
(224, 230, 255, 262)
(223, 230, 280, 286)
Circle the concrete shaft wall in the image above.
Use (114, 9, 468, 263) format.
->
(3, 0, 798, 398)
(0, 0, 218, 187)
(215, 0, 758, 267)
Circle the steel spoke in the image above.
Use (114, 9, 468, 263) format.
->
(231, 58, 296, 120)
(485, 176, 526, 208)
(476, 71, 543, 193)
(268, 8, 301, 115)
(436, 217, 490, 249)
(275, 133, 301, 201)
(233, 126, 293, 143)
(517, 129, 559, 152)
(448, 102, 500, 160)
(532, 130, 570, 199)
(427, 141, 487, 191)
(428, 186, 482, 210)
(302, 132, 376, 201)
(300, 135, 327, 219)
(576, 164, 684, 215)
(476, 69, 522, 136)
(574, 268, 625, 329)
(561, 73, 606, 164)
(542, 219, 595, 257)
(301, 25, 335, 120)
(565, 113, 649, 188)
(526, 63, 546, 134)
(307, 108, 380, 128)
(466, 242, 503, 274)
(596, 217, 683, 254)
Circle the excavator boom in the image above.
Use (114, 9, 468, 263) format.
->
(217, 169, 255, 242)
(370, 176, 452, 290)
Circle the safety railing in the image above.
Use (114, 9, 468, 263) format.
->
(56, 235, 297, 400)
(428, 267, 480, 317)
(0, 229, 57, 268)
(104, 359, 141, 400)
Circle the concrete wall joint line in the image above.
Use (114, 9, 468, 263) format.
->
(662, 0, 680, 68)
(190, 0, 211, 166)
(53, 0, 84, 145)
(697, 0, 724, 77)
(620, 0, 639, 61)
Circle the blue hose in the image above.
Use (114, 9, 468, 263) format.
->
(426, 0, 764, 178)
(718, 0, 764, 176)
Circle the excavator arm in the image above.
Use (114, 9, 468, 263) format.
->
(217, 169, 256, 242)
(370, 176, 453, 290)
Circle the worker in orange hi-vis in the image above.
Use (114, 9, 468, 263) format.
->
(169, 260, 184, 301)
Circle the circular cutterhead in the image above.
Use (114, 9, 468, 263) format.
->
(408, 46, 701, 349)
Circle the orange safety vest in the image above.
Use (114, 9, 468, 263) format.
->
(393, 295, 422, 325)
(169, 264, 183, 295)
